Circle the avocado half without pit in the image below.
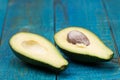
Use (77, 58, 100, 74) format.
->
(54, 27, 114, 62)
(9, 32, 68, 72)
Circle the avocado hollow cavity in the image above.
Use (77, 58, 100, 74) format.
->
(22, 40, 47, 55)
(9, 32, 68, 72)
(67, 30, 90, 47)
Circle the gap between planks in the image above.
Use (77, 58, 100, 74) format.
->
(0, 0, 9, 45)
(101, 0, 120, 64)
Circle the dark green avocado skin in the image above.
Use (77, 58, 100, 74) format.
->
(10, 46, 67, 73)
(59, 47, 114, 63)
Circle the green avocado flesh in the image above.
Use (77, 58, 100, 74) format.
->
(54, 27, 114, 62)
(9, 32, 68, 71)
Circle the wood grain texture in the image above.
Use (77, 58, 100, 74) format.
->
(0, 0, 56, 80)
(54, 0, 120, 80)
(1, 0, 120, 80)
(0, 0, 8, 43)
(102, 0, 120, 58)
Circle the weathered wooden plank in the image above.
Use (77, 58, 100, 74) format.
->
(0, 0, 8, 43)
(54, 0, 120, 79)
(102, 0, 120, 57)
(0, 0, 56, 80)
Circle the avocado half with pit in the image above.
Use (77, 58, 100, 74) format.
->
(9, 32, 68, 72)
(54, 27, 114, 62)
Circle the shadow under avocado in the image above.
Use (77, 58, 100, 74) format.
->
(10, 46, 67, 74)
(10, 56, 64, 74)
(58, 47, 117, 69)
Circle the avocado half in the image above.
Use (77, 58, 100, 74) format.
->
(9, 32, 68, 72)
(54, 27, 114, 62)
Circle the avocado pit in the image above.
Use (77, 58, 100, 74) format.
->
(67, 30, 90, 47)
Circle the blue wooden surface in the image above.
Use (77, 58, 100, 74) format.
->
(0, 0, 8, 42)
(0, 0, 120, 80)
(0, 0, 56, 80)
(103, 0, 120, 56)
(55, 0, 120, 80)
